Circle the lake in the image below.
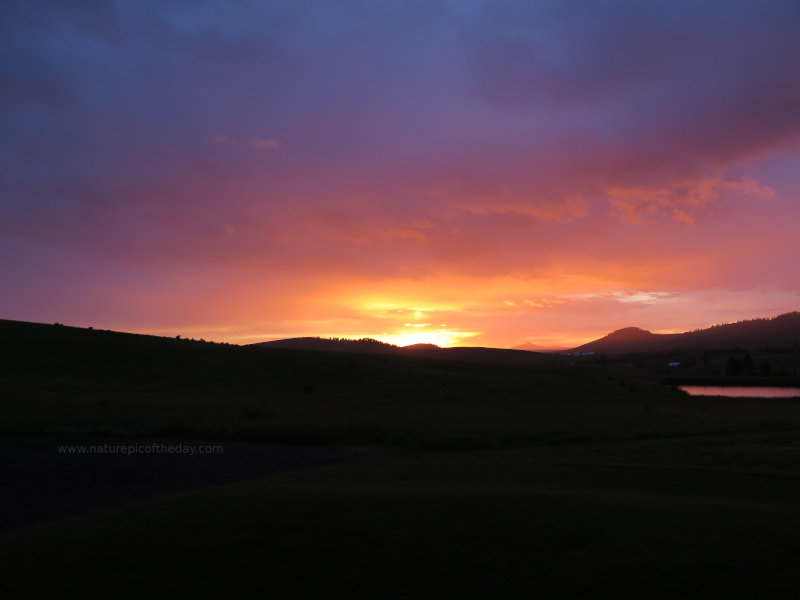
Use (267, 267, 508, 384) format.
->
(679, 386, 800, 398)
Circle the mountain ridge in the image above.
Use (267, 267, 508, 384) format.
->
(254, 312, 800, 358)
(572, 312, 800, 354)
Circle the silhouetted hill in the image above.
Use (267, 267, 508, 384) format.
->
(575, 327, 655, 353)
(399, 343, 440, 352)
(253, 337, 398, 354)
(254, 338, 557, 365)
(572, 312, 800, 354)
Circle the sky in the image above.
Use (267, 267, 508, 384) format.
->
(2, 0, 800, 348)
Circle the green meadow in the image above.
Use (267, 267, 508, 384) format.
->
(2, 320, 800, 598)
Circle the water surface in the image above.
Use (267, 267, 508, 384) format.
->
(679, 386, 800, 398)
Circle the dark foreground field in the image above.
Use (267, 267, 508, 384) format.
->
(2, 320, 800, 598)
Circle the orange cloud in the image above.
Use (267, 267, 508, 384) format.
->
(459, 194, 590, 222)
(606, 176, 773, 224)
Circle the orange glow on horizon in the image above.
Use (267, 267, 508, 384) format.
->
(126, 271, 800, 350)
(374, 328, 480, 348)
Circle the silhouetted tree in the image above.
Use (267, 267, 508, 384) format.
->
(760, 359, 772, 376)
(726, 355, 744, 376)
(742, 351, 755, 374)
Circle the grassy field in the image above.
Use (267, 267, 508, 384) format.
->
(2, 319, 800, 598)
(3, 441, 800, 599)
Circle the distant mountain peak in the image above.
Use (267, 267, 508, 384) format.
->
(513, 342, 546, 351)
(605, 327, 654, 340)
(512, 342, 567, 353)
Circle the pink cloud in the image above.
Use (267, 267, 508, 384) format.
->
(250, 137, 281, 151)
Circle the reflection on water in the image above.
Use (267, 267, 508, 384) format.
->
(679, 386, 800, 398)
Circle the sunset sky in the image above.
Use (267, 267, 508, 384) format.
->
(2, 0, 799, 348)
